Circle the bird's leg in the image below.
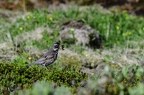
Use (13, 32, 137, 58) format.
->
(41, 64, 48, 70)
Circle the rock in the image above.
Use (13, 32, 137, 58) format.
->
(59, 20, 102, 49)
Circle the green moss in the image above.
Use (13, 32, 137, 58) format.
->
(0, 62, 87, 94)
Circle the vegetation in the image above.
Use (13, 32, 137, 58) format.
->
(0, 5, 144, 95)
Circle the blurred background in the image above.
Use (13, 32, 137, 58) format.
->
(0, 0, 144, 16)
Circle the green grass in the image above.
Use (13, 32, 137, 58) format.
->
(1, 8, 144, 48)
(0, 6, 144, 95)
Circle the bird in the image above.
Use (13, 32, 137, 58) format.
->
(27, 42, 60, 67)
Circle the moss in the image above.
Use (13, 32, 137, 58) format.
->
(0, 62, 87, 94)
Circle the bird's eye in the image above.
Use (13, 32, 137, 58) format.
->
(54, 44, 59, 48)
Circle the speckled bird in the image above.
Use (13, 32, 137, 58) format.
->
(27, 42, 60, 67)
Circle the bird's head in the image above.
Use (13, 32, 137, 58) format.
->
(52, 42, 60, 52)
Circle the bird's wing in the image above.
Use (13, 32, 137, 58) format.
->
(34, 57, 46, 65)
(34, 54, 55, 65)
(34, 50, 52, 64)
(41, 50, 51, 58)
(44, 53, 57, 66)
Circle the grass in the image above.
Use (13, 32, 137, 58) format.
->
(1, 8, 144, 48)
(0, 5, 144, 95)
